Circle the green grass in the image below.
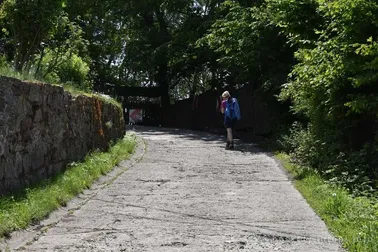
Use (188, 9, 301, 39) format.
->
(0, 67, 30, 81)
(275, 153, 378, 252)
(0, 134, 136, 239)
(62, 84, 122, 109)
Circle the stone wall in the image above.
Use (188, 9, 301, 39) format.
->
(0, 77, 126, 194)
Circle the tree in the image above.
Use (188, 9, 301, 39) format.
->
(33, 13, 88, 80)
(85, 0, 226, 106)
(200, 0, 295, 91)
(0, 0, 66, 72)
(278, 0, 378, 184)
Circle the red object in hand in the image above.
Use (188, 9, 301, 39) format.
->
(221, 100, 227, 109)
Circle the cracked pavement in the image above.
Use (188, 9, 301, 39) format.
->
(4, 127, 343, 251)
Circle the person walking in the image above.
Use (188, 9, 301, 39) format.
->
(220, 91, 241, 149)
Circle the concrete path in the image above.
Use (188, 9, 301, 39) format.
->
(4, 127, 343, 251)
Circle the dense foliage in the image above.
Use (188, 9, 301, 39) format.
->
(0, 0, 377, 193)
(276, 0, 378, 194)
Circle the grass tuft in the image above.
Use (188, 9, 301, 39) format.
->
(0, 134, 136, 238)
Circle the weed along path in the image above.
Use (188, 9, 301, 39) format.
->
(5, 127, 343, 251)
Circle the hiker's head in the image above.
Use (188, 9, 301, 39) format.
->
(222, 91, 230, 100)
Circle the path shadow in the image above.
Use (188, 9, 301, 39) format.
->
(128, 126, 266, 155)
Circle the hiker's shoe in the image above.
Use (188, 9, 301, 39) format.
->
(229, 141, 234, 149)
(225, 141, 231, 149)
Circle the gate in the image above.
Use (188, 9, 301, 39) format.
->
(124, 100, 161, 126)
(103, 85, 163, 127)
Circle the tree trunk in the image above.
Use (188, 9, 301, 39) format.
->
(35, 48, 45, 77)
(154, 8, 172, 108)
(15, 52, 25, 73)
(157, 60, 170, 108)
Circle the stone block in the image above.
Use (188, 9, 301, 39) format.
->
(34, 108, 43, 123)
(0, 156, 5, 180)
(0, 113, 7, 126)
(22, 152, 32, 175)
(60, 149, 67, 161)
(5, 153, 21, 179)
(28, 84, 43, 106)
(10, 78, 25, 96)
(20, 116, 32, 132)
(0, 96, 5, 112)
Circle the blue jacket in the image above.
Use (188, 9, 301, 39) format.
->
(224, 98, 241, 121)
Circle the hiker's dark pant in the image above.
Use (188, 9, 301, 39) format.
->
(224, 117, 237, 130)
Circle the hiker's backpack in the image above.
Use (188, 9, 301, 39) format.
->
(225, 98, 237, 119)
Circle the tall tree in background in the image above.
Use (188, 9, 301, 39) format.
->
(112, 0, 226, 106)
(65, 0, 128, 88)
